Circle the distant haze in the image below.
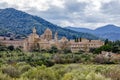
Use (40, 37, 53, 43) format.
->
(0, 0, 120, 29)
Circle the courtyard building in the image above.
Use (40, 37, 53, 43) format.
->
(0, 27, 104, 52)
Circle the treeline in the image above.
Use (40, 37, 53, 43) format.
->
(0, 45, 21, 51)
(0, 50, 95, 67)
(0, 50, 120, 67)
(92, 39, 120, 54)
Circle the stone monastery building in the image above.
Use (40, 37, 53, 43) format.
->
(0, 27, 104, 52)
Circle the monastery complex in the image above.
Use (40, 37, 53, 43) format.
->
(0, 27, 104, 52)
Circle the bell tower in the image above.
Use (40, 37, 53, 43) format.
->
(54, 32, 58, 41)
(32, 27, 36, 34)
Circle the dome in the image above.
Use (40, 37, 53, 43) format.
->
(43, 28, 52, 41)
(44, 28, 52, 34)
(61, 37, 68, 42)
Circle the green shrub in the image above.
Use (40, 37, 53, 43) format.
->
(19, 65, 32, 74)
(62, 70, 111, 80)
(101, 66, 120, 80)
(2, 65, 20, 78)
(23, 65, 57, 80)
(0, 72, 11, 80)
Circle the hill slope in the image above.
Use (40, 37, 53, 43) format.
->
(0, 8, 98, 39)
(65, 26, 93, 33)
(94, 24, 120, 34)
(66, 25, 120, 41)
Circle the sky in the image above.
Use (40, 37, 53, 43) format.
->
(0, 0, 120, 29)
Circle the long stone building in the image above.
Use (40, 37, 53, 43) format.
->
(0, 27, 104, 52)
(70, 38, 104, 52)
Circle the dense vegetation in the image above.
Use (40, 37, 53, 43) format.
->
(0, 48, 119, 80)
(0, 8, 98, 39)
(92, 39, 120, 54)
(0, 63, 120, 80)
(0, 40, 120, 80)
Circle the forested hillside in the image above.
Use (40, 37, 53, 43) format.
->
(66, 25, 120, 40)
(0, 8, 98, 39)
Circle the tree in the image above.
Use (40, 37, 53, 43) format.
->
(7, 45, 14, 51)
(89, 48, 96, 53)
(63, 48, 72, 54)
(48, 46, 58, 54)
(105, 39, 109, 45)
(112, 46, 120, 53)
(60, 41, 70, 53)
(0, 45, 7, 51)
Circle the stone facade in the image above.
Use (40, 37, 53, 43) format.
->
(0, 27, 104, 52)
(70, 38, 104, 52)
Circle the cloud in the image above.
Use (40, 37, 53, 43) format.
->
(0, 0, 65, 10)
(101, 0, 120, 15)
(0, 0, 120, 29)
(0, 2, 9, 8)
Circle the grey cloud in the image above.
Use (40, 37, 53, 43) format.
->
(0, 1, 20, 10)
(101, 0, 120, 15)
(32, 0, 86, 18)
(34, 0, 88, 25)
(27, 6, 69, 20)
(64, 0, 87, 13)
(0, 2, 9, 8)
(0, 0, 120, 29)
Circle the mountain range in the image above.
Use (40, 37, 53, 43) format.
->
(0, 8, 98, 40)
(66, 24, 120, 41)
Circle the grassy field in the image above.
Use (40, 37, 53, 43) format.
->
(0, 63, 120, 80)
